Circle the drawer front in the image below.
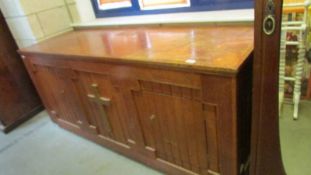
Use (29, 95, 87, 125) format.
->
(69, 61, 202, 90)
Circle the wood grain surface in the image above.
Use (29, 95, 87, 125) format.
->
(20, 26, 253, 75)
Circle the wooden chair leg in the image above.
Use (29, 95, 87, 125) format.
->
(279, 31, 286, 114)
(293, 31, 305, 120)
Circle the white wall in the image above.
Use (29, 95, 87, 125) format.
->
(74, 0, 95, 22)
(0, 0, 82, 48)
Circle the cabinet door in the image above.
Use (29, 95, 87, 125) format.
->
(32, 65, 89, 130)
(133, 80, 220, 175)
(76, 71, 130, 147)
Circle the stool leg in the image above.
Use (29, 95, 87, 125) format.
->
(293, 31, 305, 120)
(279, 31, 286, 114)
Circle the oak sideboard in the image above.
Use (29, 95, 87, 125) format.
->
(19, 26, 253, 175)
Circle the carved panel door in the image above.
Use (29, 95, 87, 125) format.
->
(133, 81, 220, 175)
(31, 65, 89, 130)
(76, 71, 132, 148)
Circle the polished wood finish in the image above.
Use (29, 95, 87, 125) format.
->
(0, 11, 43, 133)
(250, 0, 286, 174)
(20, 26, 253, 74)
(20, 26, 253, 175)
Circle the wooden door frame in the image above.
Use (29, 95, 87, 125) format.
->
(250, 0, 287, 174)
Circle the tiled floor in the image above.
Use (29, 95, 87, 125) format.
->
(0, 111, 162, 175)
(0, 101, 310, 175)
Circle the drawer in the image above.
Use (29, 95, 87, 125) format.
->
(69, 60, 202, 90)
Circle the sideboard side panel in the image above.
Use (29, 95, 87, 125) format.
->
(202, 75, 238, 175)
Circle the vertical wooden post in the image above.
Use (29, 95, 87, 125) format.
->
(251, 0, 287, 174)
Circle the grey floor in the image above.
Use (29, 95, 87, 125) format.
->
(0, 111, 162, 175)
(280, 100, 311, 175)
(0, 101, 310, 175)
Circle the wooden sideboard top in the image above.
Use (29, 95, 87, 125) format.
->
(19, 26, 254, 74)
